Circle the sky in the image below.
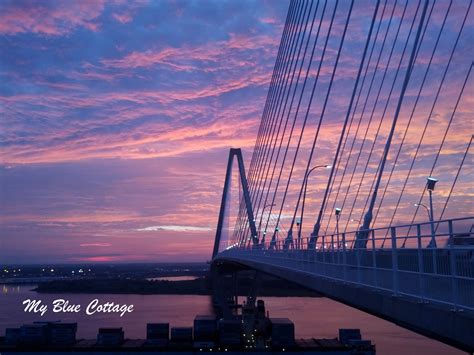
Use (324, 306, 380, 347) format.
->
(0, 0, 472, 264)
(0, 0, 289, 263)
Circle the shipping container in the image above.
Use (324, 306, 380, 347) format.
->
(270, 318, 295, 348)
(19, 324, 48, 346)
(146, 323, 169, 346)
(218, 319, 241, 347)
(170, 327, 193, 342)
(194, 315, 216, 340)
(96, 327, 124, 346)
(50, 323, 77, 346)
(339, 328, 362, 345)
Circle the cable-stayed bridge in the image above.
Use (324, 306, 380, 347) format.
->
(211, 0, 473, 352)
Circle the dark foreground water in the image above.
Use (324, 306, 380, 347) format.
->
(0, 284, 462, 355)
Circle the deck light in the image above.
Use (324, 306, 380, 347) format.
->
(426, 176, 438, 191)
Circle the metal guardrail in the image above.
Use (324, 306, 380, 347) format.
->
(218, 217, 474, 311)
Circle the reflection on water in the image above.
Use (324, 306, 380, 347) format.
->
(146, 276, 198, 281)
(0, 284, 461, 355)
(2, 284, 22, 294)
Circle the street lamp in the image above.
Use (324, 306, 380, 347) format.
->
(299, 164, 331, 249)
(335, 208, 341, 249)
(426, 176, 438, 248)
(426, 177, 438, 191)
(259, 203, 275, 245)
(295, 217, 302, 249)
(334, 207, 342, 234)
(269, 226, 280, 250)
(414, 203, 430, 220)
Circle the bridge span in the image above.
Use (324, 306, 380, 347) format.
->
(212, 0, 473, 352)
(213, 217, 474, 351)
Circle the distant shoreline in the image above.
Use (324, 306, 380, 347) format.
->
(32, 277, 322, 297)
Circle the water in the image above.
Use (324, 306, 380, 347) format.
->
(0, 284, 462, 355)
(146, 276, 199, 281)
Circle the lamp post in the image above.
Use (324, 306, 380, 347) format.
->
(414, 203, 430, 220)
(335, 208, 341, 234)
(426, 177, 438, 248)
(273, 226, 280, 249)
(296, 217, 302, 249)
(335, 208, 341, 249)
(299, 164, 331, 249)
(259, 203, 276, 246)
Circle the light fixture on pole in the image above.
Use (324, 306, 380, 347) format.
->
(426, 177, 438, 248)
(259, 203, 275, 246)
(426, 177, 438, 191)
(299, 164, 331, 249)
(335, 208, 341, 248)
(414, 203, 430, 220)
(295, 217, 302, 249)
(350, 218, 360, 233)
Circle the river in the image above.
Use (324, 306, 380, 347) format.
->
(0, 284, 462, 354)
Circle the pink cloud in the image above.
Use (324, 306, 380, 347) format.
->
(112, 12, 133, 24)
(0, 1, 105, 36)
(100, 34, 278, 71)
(80, 243, 112, 247)
(260, 17, 279, 25)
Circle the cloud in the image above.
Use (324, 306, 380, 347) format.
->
(1, 0, 471, 263)
(0, 1, 105, 36)
(100, 34, 278, 72)
(80, 243, 112, 247)
(136, 225, 212, 232)
(0, 90, 264, 164)
(112, 12, 133, 24)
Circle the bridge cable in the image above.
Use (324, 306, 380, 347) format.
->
(402, 61, 473, 246)
(264, 0, 341, 245)
(370, 1, 455, 234)
(338, 2, 431, 232)
(232, 1, 297, 245)
(294, 0, 383, 248)
(354, 0, 429, 248)
(234, 1, 303, 245)
(246, 0, 296, 194)
(340, 0, 435, 235)
(318, 0, 394, 236)
(248, 0, 305, 202)
(239, 0, 310, 246)
(256, 1, 322, 240)
(259, 0, 332, 243)
(252, 0, 315, 239)
(347, 0, 437, 236)
(276, 1, 356, 247)
(320, 0, 403, 236)
(343, 0, 432, 236)
(437, 135, 473, 224)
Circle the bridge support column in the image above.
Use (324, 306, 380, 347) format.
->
(391, 227, 399, 295)
(212, 148, 258, 258)
(448, 220, 459, 310)
(416, 224, 425, 302)
(342, 233, 347, 282)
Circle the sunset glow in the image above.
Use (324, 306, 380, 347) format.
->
(1, 0, 472, 263)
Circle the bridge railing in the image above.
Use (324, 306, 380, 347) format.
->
(218, 216, 474, 311)
(294, 216, 474, 250)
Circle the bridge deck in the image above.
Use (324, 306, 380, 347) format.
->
(214, 247, 474, 352)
